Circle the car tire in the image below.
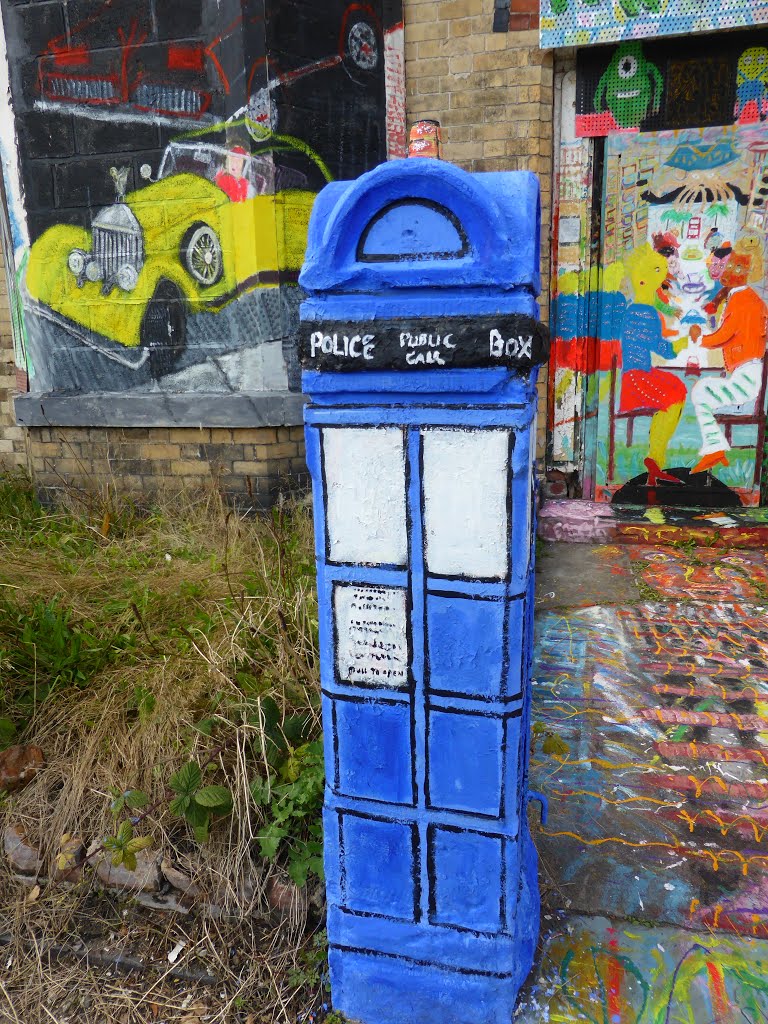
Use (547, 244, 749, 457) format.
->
(141, 279, 187, 380)
(181, 222, 224, 288)
(341, 10, 382, 81)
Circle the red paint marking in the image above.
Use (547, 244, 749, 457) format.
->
(640, 708, 767, 730)
(701, 910, 768, 938)
(168, 44, 204, 72)
(652, 683, 768, 701)
(655, 741, 768, 767)
(52, 46, 89, 67)
(645, 773, 768, 801)
(706, 961, 730, 1021)
(656, 804, 768, 841)
(338, 3, 382, 62)
(606, 931, 623, 1022)
(575, 111, 639, 137)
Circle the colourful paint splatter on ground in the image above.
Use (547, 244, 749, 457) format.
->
(522, 540, 768, 1021)
(628, 545, 768, 601)
(515, 914, 768, 1023)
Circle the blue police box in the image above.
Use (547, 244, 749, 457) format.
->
(299, 158, 549, 1024)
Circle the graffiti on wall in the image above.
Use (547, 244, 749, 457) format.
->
(577, 32, 768, 138)
(552, 123, 768, 507)
(0, 0, 404, 397)
(540, 0, 768, 49)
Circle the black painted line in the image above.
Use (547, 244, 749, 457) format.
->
(427, 688, 525, 705)
(425, 588, 506, 602)
(411, 822, 422, 924)
(319, 429, 331, 563)
(504, 429, 516, 588)
(332, 701, 340, 793)
(426, 704, 523, 721)
(356, 199, 470, 263)
(328, 943, 516, 980)
(322, 689, 411, 708)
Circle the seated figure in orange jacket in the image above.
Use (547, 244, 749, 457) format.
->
(689, 252, 768, 474)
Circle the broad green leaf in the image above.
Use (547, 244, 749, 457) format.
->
(125, 790, 148, 810)
(0, 718, 17, 747)
(288, 856, 309, 888)
(193, 820, 209, 844)
(122, 851, 138, 872)
(183, 801, 209, 829)
(169, 795, 191, 817)
(116, 820, 133, 844)
(126, 836, 153, 854)
(111, 850, 124, 867)
(110, 796, 126, 817)
(169, 762, 202, 797)
(248, 777, 270, 806)
(194, 785, 232, 809)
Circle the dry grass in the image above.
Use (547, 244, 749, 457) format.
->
(0, 476, 327, 1022)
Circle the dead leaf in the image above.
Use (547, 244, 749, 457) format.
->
(26, 884, 40, 904)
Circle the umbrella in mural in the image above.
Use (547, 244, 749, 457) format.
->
(680, 308, 707, 326)
(665, 137, 740, 171)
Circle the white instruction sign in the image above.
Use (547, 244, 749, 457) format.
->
(334, 585, 408, 688)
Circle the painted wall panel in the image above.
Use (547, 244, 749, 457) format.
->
(422, 428, 510, 580)
(541, 0, 768, 49)
(323, 426, 408, 566)
(592, 124, 768, 508)
(0, 0, 404, 407)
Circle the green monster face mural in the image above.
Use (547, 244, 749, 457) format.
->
(595, 42, 664, 129)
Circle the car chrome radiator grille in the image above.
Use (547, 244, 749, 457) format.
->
(133, 84, 205, 115)
(93, 226, 144, 280)
(44, 75, 118, 103)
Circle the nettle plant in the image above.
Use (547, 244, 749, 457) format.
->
(105, 733, 325, 886)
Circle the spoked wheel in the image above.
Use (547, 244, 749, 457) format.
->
(341, 8, 382, 81)
(181, 222, 223, 288)
(140, 279, 187, 379)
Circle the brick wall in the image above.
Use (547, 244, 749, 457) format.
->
(0, 246, 27, 473)
(26, 425, 307, 507)
(402, 0, 553, 455)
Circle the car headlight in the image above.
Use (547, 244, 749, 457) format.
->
(116, 264, 139, 292)
(85, 259, 103, 283)
(67, 249, 86, 276)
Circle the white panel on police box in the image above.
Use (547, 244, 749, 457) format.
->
(422, 428, 510, 580)
(323, 427, 407, 566)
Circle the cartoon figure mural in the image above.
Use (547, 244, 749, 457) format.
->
(0, 0, 405, 397)
(735, 46, 768, 123)
(594, 43, 664, 131)
(615, 244, 687, 486)
(585, 124, 768, 507)
(689, 252, 768, 473)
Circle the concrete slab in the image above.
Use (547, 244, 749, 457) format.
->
(535, 543, 639, 610)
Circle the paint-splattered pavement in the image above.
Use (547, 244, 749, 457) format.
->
(517, 538, 768, 1023)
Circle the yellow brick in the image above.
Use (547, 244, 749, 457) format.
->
(405, 20, 449, 42)
(170, 460, 209, 476)
(168, 427, 210, 443)
(437, 0, 484, 19)
(140, 443, 182, 460)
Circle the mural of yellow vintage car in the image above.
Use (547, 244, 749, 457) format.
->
(25, 122, 332, 378)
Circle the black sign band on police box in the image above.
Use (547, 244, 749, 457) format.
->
(300, 315, 550, 372)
